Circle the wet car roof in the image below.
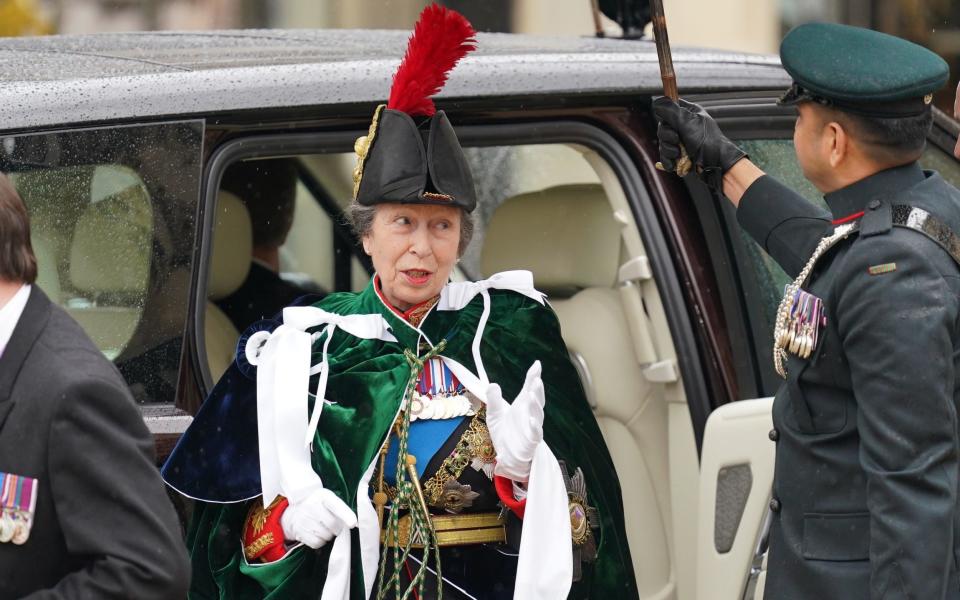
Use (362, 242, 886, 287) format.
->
(0, 29, 788, 131)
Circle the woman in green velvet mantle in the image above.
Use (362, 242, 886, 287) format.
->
(163, 6, 638, 599)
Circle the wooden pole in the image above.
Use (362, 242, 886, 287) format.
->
(589, 0, 605, 38)
(649, 0, 692, 176)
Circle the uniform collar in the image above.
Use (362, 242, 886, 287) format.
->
(824, 162, 926, 222)
(365, 275, 439, 351)
(372, 275, 440, 325)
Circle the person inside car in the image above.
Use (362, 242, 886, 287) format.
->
(217, 157, 320, 330)
(163, 5, 637, 599)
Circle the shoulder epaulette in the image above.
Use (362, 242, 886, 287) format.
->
(859, 199, 892, 237)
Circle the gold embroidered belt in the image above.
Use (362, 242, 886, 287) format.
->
(381, 512, 506, 548)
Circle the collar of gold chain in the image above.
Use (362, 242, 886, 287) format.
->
(773, 222, 856, 378)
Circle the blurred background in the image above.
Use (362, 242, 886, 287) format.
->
(2, 0, 958, 107)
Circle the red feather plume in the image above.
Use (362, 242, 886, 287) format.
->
(387, 4, 477, 117)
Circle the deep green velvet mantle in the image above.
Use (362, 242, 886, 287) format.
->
(186, 279, 639, 599)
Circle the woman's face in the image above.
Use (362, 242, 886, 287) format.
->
(362, 203, 461, 311)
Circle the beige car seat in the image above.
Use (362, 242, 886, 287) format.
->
(31, 234, 60, 303)
(482, 183, 672, 595)
(68, 187, 153, 358)
(205, 190, 253, 382)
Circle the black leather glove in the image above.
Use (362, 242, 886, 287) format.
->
(653, 97, 747, 190)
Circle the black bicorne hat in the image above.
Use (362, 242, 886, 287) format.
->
(352, 4, 477, 213)
(353, 106, 476, 211)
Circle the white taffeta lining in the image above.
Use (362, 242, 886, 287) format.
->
(320, 459, 380, 600)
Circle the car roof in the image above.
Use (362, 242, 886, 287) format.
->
(0, 29, 788, 131)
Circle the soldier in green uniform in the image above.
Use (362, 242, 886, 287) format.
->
(655, 23, 960, 600)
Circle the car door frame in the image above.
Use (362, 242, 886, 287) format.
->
(0, 118, 206, 462)
(188, 118, 716, 440)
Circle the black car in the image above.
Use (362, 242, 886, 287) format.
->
(1, 29, 958, 599)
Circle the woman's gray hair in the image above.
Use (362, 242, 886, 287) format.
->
(346, 201, 475, 257)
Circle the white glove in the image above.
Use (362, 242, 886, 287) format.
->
(485, 361, 546, 482)
(280, 488, 358, 549)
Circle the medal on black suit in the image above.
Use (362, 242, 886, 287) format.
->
(0, 472, 38, 545)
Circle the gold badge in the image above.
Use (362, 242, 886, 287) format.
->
(559, 461, 599, 581)
(352, 104, 385, 199)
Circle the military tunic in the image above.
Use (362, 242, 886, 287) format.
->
(738, 163, 960, 599)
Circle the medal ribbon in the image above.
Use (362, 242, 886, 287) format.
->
(773, 223, 856, 378)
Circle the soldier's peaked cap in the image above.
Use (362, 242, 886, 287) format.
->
(778, 23, 949, 117)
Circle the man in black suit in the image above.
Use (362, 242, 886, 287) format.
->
(217, 158, 320, 330)
(0, 173, 189, 598)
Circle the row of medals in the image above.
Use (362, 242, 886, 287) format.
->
(776, 288, 824, 360)
(408, 390, 481, 421)
(0, 511, 30, 545)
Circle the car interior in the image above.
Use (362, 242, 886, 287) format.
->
(1, 123, 202, 407)
(11, 165, 153, 358)
(204, 190, 253, 382)
(481, 180, 695, 598)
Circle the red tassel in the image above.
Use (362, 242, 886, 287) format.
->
(387, 3, 477, 117)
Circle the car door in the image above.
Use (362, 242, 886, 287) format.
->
(689, 93, 960, 600)
(1, 121, 204, 461)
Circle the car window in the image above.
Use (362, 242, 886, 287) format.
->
(273, 144, 602, 284)
(2, 122, 203, 404)
(208, 143, 604, 335)
(735, 139, 826, 333)
(291, 154, 369, 292)
(282, 179, 338, 292)
(728, 138, 960, 394)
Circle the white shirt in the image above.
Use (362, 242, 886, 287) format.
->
(0, 284, 31, 359)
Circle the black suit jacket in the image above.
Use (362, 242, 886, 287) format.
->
(215, 262, 318, 331)
(0, 287, 189, 599)
(739, 164, 960, 600)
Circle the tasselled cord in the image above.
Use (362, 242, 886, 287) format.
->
(377, 340, 447, 600)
